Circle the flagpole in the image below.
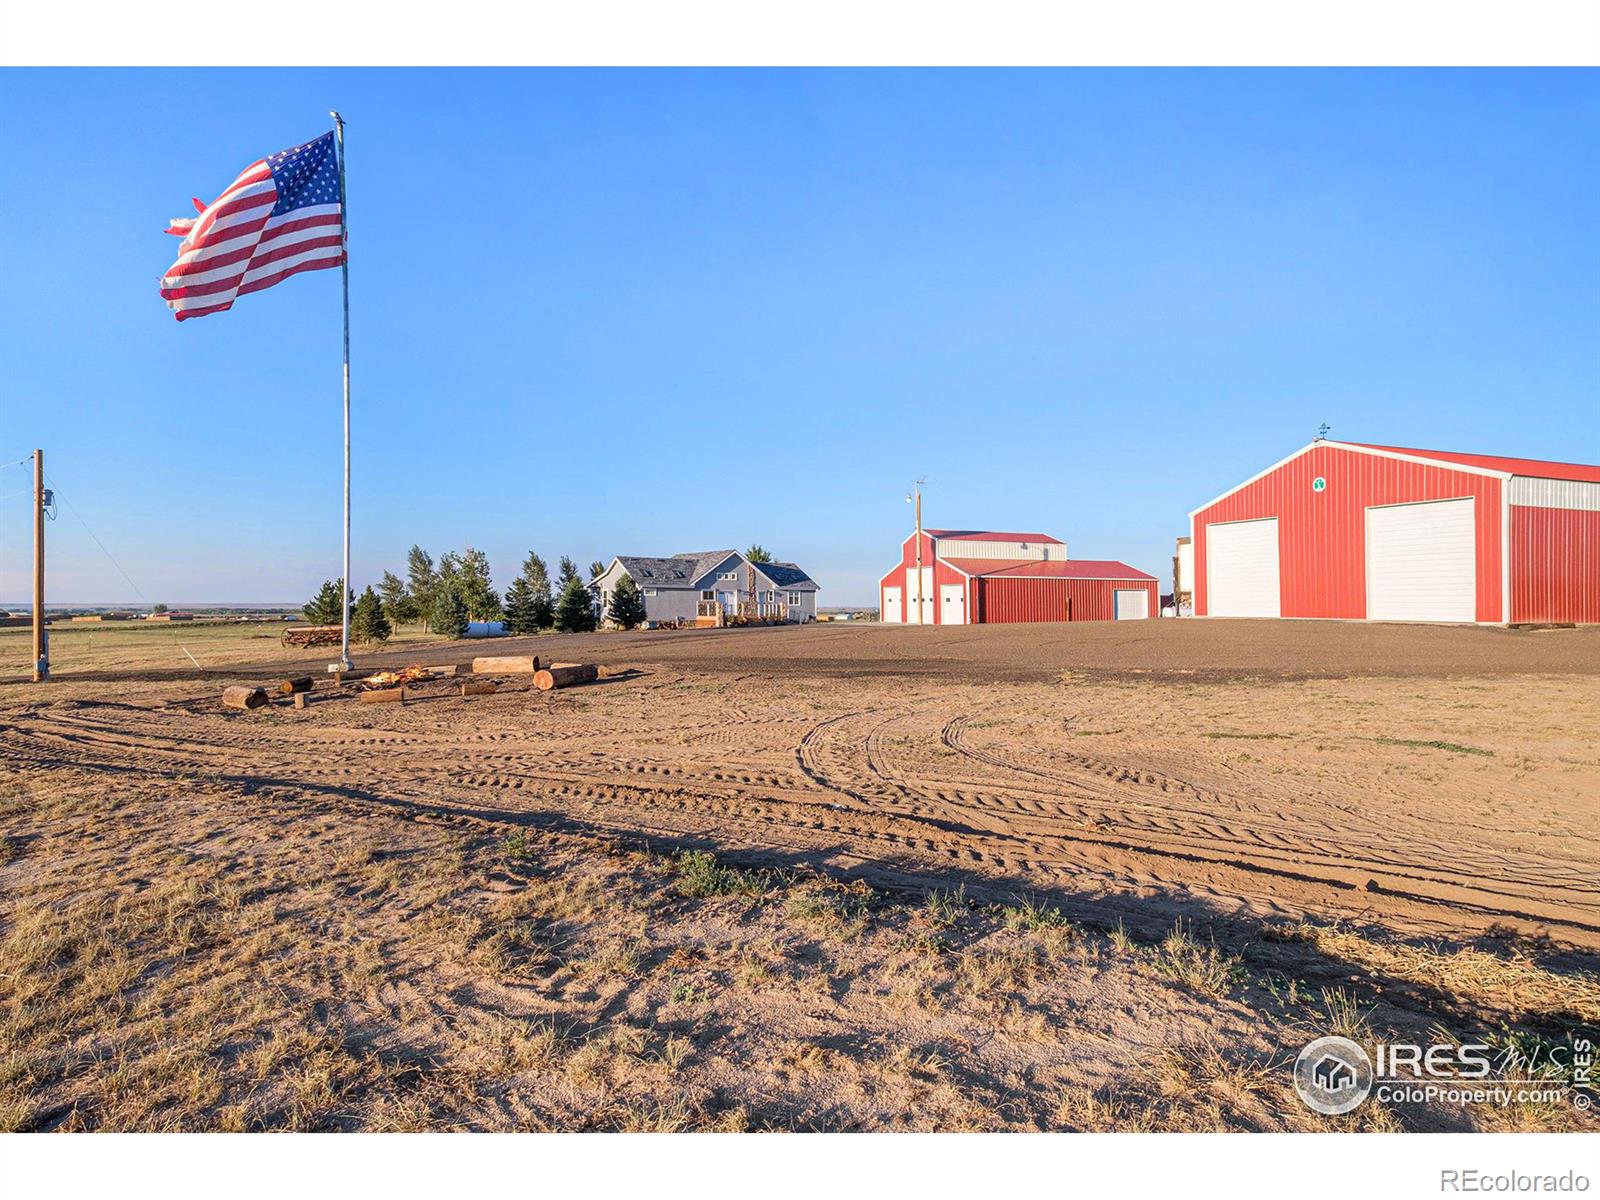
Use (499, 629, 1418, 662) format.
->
(331, 110, 353, 671)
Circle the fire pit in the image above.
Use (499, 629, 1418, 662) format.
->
(361, 666, 434, 690)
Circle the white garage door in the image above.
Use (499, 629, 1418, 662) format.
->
(1366, 498, 1476, 623)
(904, 567, 934, 625)
(882, 587, 903, 624)
(1206, 518, 1281, 618)
(1113, 589, 1149, 620)
(939, 583, 965, 625)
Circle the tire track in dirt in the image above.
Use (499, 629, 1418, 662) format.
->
(5, 676, 1599, 948)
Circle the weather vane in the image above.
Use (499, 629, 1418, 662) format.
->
(1316, 422, 1331, 441)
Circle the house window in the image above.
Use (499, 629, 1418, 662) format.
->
(720, 571, 737, 581)
(701, 590, 714, 601)
(643, 588, 657, 597)
(787, 591, 802, 605)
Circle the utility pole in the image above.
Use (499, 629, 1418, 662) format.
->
(31, 449, 47, 682)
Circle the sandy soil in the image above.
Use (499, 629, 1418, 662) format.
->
(2, 621, 1597, 1131)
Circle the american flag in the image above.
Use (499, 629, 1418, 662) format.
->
(160, 131, 345, 321)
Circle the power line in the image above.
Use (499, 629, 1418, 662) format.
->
(45, 473, 147, 604)
(42, 471, 204, 669)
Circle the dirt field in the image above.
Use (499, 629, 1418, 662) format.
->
(0, 620, 450, 678)
(2, 621, 1597, 1131)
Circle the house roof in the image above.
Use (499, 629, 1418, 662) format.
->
(753, 560, 818, 589)
(672, 550, 743, 582)
(612, 555, 701, 586)
(944, 557, 1156, 582)
(1342, 442, 1600, 484)
(926, 529, 1064, 544)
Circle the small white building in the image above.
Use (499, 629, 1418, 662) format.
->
(592, 550, 819, 625)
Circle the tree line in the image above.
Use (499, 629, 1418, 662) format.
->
(302, 546, 646, 643)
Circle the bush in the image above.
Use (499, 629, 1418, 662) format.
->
(674, 851, 772, 898)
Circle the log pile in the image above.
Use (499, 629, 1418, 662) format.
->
(281, 624, 343, 648)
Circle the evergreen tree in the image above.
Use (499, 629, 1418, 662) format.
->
(556, 556, 581, 591)
(589, 560, 605, 580)
(352, 586, 392, 643)
(377, 570, 419, 629)
(437, 550, 463, 596)
(554, 575, 597, 633)
(503, 577, 540, 635)
(520, 551, 554, 629)
(303, 579, 347, 625)
(458, 546, 502, 621)
(406, 546, 437, 631)
(607, 576, 647, 630)
(745, 544, 773, 564)
(429, 586, 469, 639)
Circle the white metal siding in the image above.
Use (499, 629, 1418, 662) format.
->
(933, 539, 1065, 562)
(1365, 498, 1476, 622)
(882, 587, 903, 624)
(904, 567, 934, 624)
(939, 583, 966, 625)
(1113, 589, 1149, 620)
(1206, 518, 1281, 618)
(1177, 543, 1194, 593)
(1509, 477, 1600, 512)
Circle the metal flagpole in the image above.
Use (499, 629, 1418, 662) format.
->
(331, 110, 353, 671)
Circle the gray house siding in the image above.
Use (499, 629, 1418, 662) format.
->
(596, 551, 819, 626)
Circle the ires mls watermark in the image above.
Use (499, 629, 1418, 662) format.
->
(1292, 1033, 1594, 1116)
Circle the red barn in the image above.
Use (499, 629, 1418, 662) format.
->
(878, 529, 1157, 624)
(1190, 440, 1600, 624)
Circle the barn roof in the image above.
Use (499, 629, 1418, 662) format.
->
(943, 558, 1156, 582)
(1343, 442, 1600, 484)
(926, 529, 1064, 543)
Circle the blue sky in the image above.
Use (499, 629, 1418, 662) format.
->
(1, 69, 1595, 606)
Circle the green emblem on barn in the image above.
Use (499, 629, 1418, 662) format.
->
(1312, 476, 1327, 493)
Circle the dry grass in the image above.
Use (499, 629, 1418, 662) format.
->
(2, 747, 1596, 1132)
(1290, 923, 1600, 1024)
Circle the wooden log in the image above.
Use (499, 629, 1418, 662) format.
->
(533, 662, 598, 691)
(472, 655, 539, 675)
(460, 681, 498, 697)
(429, 664, 459, 677)
(278, 676, 313, 695)
(292, 692, 310, 710)
(222, 686, 268, 711)
(358, 686, 406, 705)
